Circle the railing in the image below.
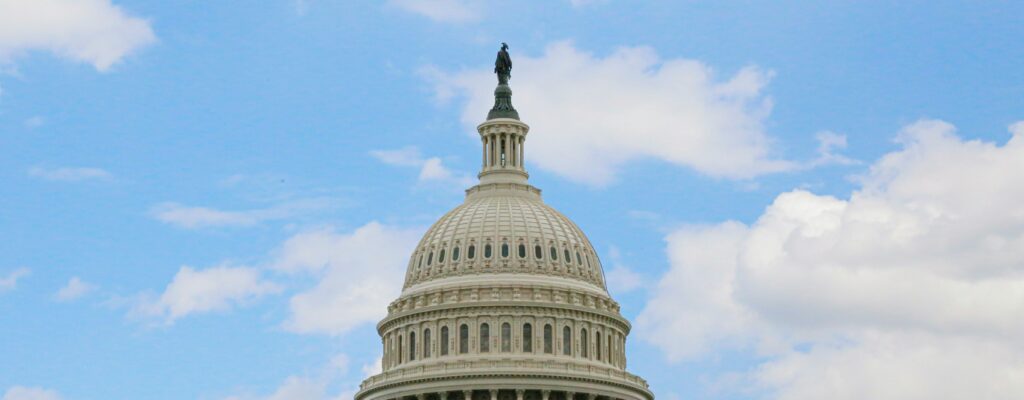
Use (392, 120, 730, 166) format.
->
(359, 358, 649, 390)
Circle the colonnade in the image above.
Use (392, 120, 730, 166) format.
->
(388, 389, 630, 400)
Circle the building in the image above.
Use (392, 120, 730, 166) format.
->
(355, 52, 653, 400)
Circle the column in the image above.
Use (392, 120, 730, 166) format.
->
(491, 133, 498, 168)
(566, 391, 576, 400)
(541, 390, 550, 400)
(463, 390, 473, 400)
(438, 392, 449, 400)
(489, 389, 498, 400)
(516, 389, 525, 400)
(518, 137, 524, 167)
(482, 137, 487, 170)
(587, 394, 597, 400)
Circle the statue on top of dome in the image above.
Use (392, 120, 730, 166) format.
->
(495, 42, 512, 85)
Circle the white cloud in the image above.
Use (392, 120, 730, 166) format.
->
(605, 265, 643, 294)
(23, 116, 44, 128)
(2, 386, 61, 400)
(0, 0, 155, 71)
(425, 41, 793, 186)
(137, 265, 280, 323)
(274, 222, 422, 335)
(150, 198, 334, 229)
(370, 146, 472, 187)
(386, 0, 481, 23)
(0, 268, 30, 293)
(807, 130, 859, 168)
(637, 119, 1024, 399)
(54, 276, 95, 301)
(28, 166, 112, 182)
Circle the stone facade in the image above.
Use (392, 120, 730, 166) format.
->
(356, 82, 652, 400)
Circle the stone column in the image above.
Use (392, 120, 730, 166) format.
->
(587, 394, 597, 400)
(518, 137, 524, 167)
(566, 392, 575, 400)
(416, 394, 426, 400)
(438, 392, 449, 400)
(463, 390, 473, 400)
(516, 389, 525, 400)
(482, 137, 487, 169)
(541, 390, 550, 400)
(489, 389, 498, 400)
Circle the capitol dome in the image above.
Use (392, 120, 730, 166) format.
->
(357, 47, 652, 400)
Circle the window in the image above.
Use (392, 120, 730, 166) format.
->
(427, 252, 433, 266)
(581, 329, 588, 358)
(535, 245, 543, 259)
(523, 323, 533, 352)
(418, 255, 423, 268)
(424, 329, 432, 358)
(564, 249, 571, 263)
(386, 336, 392, 366)
(501, 243, 509, 258)
(459, 324, 469, 354)
(484, 244, 492, 259)
(595, 332, 601, 361)
(480, 323, 490, 353)
(518, 244, 526, 258)
(398, 335, 403, 364)
(441, 326, 449, 356)
(452, 246, 460, 261)
(544, 324, 553, 354)
(550, 247, 558, 261)
(562, 326, 572, 355)
(607, 334, 612, 363)
(410, 332, 417, 361)
(468, 245, 476, 259)
(501, 323, 511, 352)
(576, 251, 582, 265)
(438, 249, 445, 263)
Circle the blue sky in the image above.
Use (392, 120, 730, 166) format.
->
(2, 1, 1024, 399)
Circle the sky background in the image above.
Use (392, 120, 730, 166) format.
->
(2, 1, 1024, 399)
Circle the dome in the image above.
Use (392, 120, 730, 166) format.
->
(402, 189, 607, 294)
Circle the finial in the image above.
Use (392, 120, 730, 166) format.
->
(489, 42, 519, 120)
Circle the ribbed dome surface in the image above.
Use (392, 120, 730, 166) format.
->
(403, 190, 607, 292)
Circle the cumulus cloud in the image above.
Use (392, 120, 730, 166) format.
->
(136, 265, 280, 323)
(386, 0, 481, 23)
(1, 386, 61, 400)
(28, 166, 112, 182)
(150, 198, 334, 229)
(0, 268, 30, 293)
(54, 276, 95, 301)
(637, 119, 1024, 399)
(274, 222, 422, 335)
(0, 0, 155, 71)
(425, 41, 792, 186)
(370, 146, 473, 187)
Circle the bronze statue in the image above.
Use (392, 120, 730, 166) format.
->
(495, 42, 512, 85)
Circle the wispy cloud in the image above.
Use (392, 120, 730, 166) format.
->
(0, 268, 30, 293)
(2, 386, 62, 400)
(370, 146, 473, 187)
(133, 265, 280, 324)
(54, 277, 96, 302)
(386, 0, 482, 23)
(28, 166, 113, 182)
(150, 197, 335, 229)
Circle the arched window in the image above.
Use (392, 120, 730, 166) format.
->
(501, 243, 509, 258)
(424, 329, 432, 358)
(564, 249, 571, 263)
(607, 334, 612, 363)
(523, 323, 533, 352)
(418, 255, 423, 268)
(398, 334, 403, 364)
(550, 247, 558, 261)
(468, 245, 476, 259)
(501, 322, 511, 352)
(409, 332, 416, 361)
(484, 244, 493, 259)
(595, 331, 602, 361)
(386, 336, 392, 367)
(480, 323, 490, 353)
(535, 245, 543, 259)
(440, 326, 449, 356)
(459, 324, 469, 354)
(581, 329, 588, 358)
(518, 244, 527, 258)
(576, 251, 582, 265)
(427, 252, 433, 266)
(544, 324, 553, 354)
(438, 249, 446, 263)
(452, 246, 460, 261)
(562, 326, 572, 355)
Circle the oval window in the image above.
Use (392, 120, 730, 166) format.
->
(534, 245, 543, 259)
(484, 244, 492, 258)
(518, 244, 526, 258)
(501, 243, 509, 258)
(438, 249, 446, 263)
(427, 252, 433, 266)
(452, 246, 460, 261)
(550, 247, 558, 261)
(468, 245, 476, 259)
(564, 249, 571, 263)
(576, 251, 582, 265)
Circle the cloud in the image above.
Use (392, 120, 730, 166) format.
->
(28, 166, 112, 182)
(23, 116, 44, 129)
(637, 119, 1024, 399)
(2, 387, 61, 400)
(370, 147, 473, 187)
(136, 265, 280, 323)
(386, 0, 481, 23)
(54, 276, 95, 301)
(150, 198, 334, 229)
(806, 131, 859, 168)
(0, 268, 30, 293)
(0, 0, 155, 71)
(425, 41, 793, 186)
(274, 222, 422, 335)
